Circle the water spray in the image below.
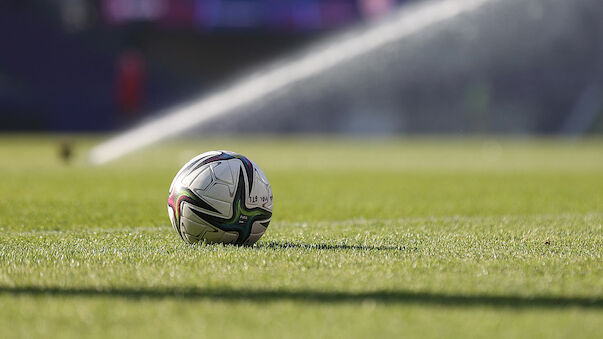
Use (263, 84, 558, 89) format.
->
(89, 0, 492, 165)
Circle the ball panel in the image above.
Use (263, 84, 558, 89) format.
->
(245, 220, 270, 245)
(212, 161, 235, 184)
(198, 195, 232, 218)
(167, 206, 177, 233)
(180, 215, 213, 243)
(203, 182, 234, 203)
(180, 215, 237, 244)
(185, 166, 212, 190)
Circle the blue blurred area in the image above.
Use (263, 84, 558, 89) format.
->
(102, 0, 365, 30)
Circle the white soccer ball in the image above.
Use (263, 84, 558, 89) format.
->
(167, 151, 273, 245)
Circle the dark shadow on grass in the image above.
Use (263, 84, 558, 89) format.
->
(256, 241, 409, 251)
(1, 286, 601, 308)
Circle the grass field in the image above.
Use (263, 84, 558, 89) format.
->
(0, 135, 602, 338)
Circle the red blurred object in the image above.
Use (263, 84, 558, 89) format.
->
(115, 50, 146, 116)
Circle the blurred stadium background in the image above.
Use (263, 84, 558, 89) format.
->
(2, 0, 602, 136)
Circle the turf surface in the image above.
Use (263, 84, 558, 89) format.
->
(0, 136, 602, 338)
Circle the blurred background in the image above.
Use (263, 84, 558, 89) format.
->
(1, 0, 602, 136)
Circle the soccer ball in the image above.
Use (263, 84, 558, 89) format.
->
(167, 151, 273, 245)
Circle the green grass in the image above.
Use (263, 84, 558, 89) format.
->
(0, 135, 602, 338)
